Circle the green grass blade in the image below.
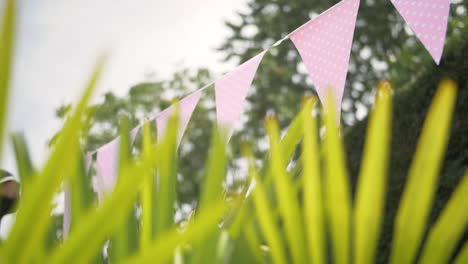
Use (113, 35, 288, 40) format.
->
(454, 242, 468, 264)
(322, 92, 351, 264)
(419, 171, 468, 264)
(198, 128, 227, 210)
(280, 98, 315, 161)
(154, 103, 179, 238)
(390, 80, 457, 264)
(49, 159, 147, 263)
(69, 154, 96, 233)
(109, 117, 139, 262)
(2, 56, 106, 263)
(353, 82, 392, 264)
(227, 104, 310, 254)
(301, 97, 326, 264)
(265, 117, 307, 264)
(124, 202, 227, 264)
(262, 98, 315, 185)
(11, 132, 35, 184)
(243, 145, 287, 264)
(139, 121, 155, 249)
(242, 216, 266, 263)
(190, 128, 227, 264)
(0, 0, 15, 161)
(67, 153, 101, 262)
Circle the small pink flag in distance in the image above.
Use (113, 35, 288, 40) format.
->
(215, 51, 266, 139)
(391, 0, 451, 64)
(289, 0, 360, 122)
(95, 138, 119, 198)
(95, 127, 140, 198)
(156, 90, 202, 145)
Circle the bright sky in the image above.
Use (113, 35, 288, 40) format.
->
(1, 0, 248, 174)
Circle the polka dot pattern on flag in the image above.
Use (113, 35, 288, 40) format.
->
(215, 51, 266, 135)
(156, 89, 202, 145)
(289, 0, 360, 120)
(391, 0, 450, 64)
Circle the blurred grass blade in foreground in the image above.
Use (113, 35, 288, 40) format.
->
(1, 56, 106, 263)
(266, 116, 307, 264)
(301, 96, 326, 264)
(11, 133, 35, 184)
(390, 80, 457, 264)
(243, 145, 287, 264)
(419, 171, 468, 264)
(353, 81, 392, 264)
(0, 0, 15, 162)
(323, 91, 351, 264)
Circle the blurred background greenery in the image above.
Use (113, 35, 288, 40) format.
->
(54, 2, 468, 261)
(54, 0, 468, 208)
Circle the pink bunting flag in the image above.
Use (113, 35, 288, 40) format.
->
(289, 0, 360, 121)
(391, 0, 450, 64)
(215, 51, 266, 137)
(95, 138, 119, 197)
(95, 126, 140, 197)
(156, 90, 202, 145)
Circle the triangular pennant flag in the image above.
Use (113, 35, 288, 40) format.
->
(391, 0, 450, 64)
(215, 51, 266, 137)
(289, 0, 360, 121)
(156, 90, 202, 145)
(95, 128, 139, 197)
(95, 138, 119, 196)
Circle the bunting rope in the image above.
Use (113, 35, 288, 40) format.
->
(64, 0, 452, 235)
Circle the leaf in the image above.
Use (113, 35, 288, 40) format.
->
(109, 116, 139, 262)
(353, 82, 392, 264)
(11, 132, 35, 184)
(454, 242, 468, 264)
(322, 91, 351, 264)
(154, 102, 179, 238)
(123, 201, 227, 264)
(419, 171, 468, 264)
(301, 97, 326, 264)
(139, 121, 156, 249)
(49, 157, 147, 263)
(0, 0, 15, 161)
(69, 154, 96, 233)
(243, 145, 287, 264)
(390, 79, 457, 264)
(190, 127, 227, 264)
(265, 117, 307, 264)
(1, 55, 106, 263)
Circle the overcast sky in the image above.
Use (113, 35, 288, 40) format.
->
(1, 0, 248, 174)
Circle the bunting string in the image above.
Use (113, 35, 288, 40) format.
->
(64, 0, 452, 236)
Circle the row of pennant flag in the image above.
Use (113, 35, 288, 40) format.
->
(64, 0, 452, 235)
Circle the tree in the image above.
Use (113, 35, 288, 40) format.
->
(55, 0, 468, 207)
(219, 0, 467, 126)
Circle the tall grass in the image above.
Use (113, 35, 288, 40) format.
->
(1, 1, 467, 263)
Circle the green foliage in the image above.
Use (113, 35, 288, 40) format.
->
(54, 1, 468, 214)
(344, 28, 468, 262)
(2, 55, 467, 263)
(0, 0, 15, 162)
(1, 1, 467, 263)
(353, 82, 392, 264)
